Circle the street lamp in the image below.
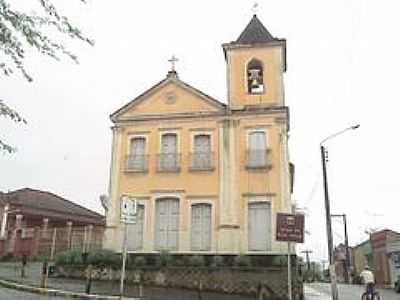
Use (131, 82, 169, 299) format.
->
(320, 124, 359, 300)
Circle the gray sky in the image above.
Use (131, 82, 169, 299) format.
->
(1, 0, 399, 261)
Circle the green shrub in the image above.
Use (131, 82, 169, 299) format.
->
(55, 249, 121, 268)
(173, 258, 185, 267)
(271, 255, 287, 266)
(233, 254, 251, 267)
(156, 250, 174, 267)
(55, 250, 83, 266)
(87, 249, 120, 268)
(133, 256, 146, 267)
(211, 255, 225, 267)
(187, 255, 205, 267)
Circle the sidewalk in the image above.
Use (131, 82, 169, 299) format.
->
(0, 262, 252, 300)
(304, 284, 330, 300)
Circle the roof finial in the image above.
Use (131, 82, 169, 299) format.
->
(251, 2, 259, 15)
(168, 55, 179, 72)
(167, 55, 179, 78)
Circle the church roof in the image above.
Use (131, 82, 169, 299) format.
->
(235, 14, 276, 44)
(3, 188, 104, 225)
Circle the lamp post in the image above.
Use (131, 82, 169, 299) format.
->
(320, 124, 359, 300)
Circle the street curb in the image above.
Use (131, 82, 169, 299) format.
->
(0, 278, 139, 299)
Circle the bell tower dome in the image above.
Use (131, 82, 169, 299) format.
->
(222, 15, 286, 109)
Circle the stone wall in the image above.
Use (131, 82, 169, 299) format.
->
(55, 265, 303, 300)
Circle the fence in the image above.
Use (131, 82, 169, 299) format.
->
(0, 225, 103, 259)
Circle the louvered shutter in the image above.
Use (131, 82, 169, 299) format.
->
(127, 205, 144, 251)
(156, 200, 167, 249)
(168, 199, 179, 250)
(161, 134, 178, 170)
(129, 138, 146, 170)
(249, 132, 267, 167)
(194, 135, 211, 169)
(191, 204, 211, 251)
(155, 199, 179, 250)
(191, 205, 202, 250)
(201, 205, 212, 250)
(248, 202, 271, 251)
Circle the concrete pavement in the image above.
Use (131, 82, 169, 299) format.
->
(305, 282, 399, 300)
(0, 286, 64, 299)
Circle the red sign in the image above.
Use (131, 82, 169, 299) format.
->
(276, 213, 305, 243)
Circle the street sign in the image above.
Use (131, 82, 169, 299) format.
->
(120, 196, 137, 224)
(276, 213, 305, 300)
(276, 213, 305, 243)
(119, 195, 138, 297)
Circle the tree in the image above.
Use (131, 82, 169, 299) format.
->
(0, 0, 93, 152)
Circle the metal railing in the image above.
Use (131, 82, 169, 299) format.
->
(246, 149, 272, 169)
(157, 153, 181, 172)
(190, 152, 214, 171)
(125, 154, 149, 172)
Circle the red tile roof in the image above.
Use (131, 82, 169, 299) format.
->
(2, 188, 104, 225)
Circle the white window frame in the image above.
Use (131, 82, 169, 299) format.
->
(246, 128, 270, 169)
(158, 131, 180, 172)
(153, 195, 181, 251)
(245, 196, 274, 253)
(126, 134, 148, 172)
(191, 132, 213, 170)
(188, 200, 214, 252)
(159, 130, 180, 153)
(126, 202, 145, 251)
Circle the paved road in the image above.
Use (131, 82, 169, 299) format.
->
(305, 282, 399, 300)
(0, 286, 64, 299)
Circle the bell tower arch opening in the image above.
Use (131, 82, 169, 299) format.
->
(247, 58, 264, 94)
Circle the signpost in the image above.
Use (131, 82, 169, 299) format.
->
(276, 213, 305, 300)
(120, 196, 137, 299)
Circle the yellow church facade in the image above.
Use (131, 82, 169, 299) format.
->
(104, 15, 293, 255)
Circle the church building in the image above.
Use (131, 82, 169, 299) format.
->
(103, 15, 294, 255)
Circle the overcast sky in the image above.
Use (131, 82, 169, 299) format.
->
(1, 0, 399, 261)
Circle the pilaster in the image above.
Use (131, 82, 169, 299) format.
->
(104, 126, 123, 250)
(218, 118, 241, 252)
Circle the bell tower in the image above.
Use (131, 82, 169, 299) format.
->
(222, 15, 286, 109)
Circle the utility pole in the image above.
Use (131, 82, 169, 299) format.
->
(320, 144, 338, 300)
(301, 250, 313, 282)
(320, 145, 338, 300)
(319, 124, 359, 300)
(331, 214, 351, 284)
(301, 250, 313, 271)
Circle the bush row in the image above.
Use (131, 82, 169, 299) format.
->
(55, 250, 292, 269)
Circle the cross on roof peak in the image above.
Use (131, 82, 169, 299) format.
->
(168, 55, 179, 72)
(252, 2, 259, 15)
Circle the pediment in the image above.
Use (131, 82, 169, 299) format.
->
(111, 77, 225, 121)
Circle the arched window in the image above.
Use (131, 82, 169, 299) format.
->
(247, 58, 264, 94)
